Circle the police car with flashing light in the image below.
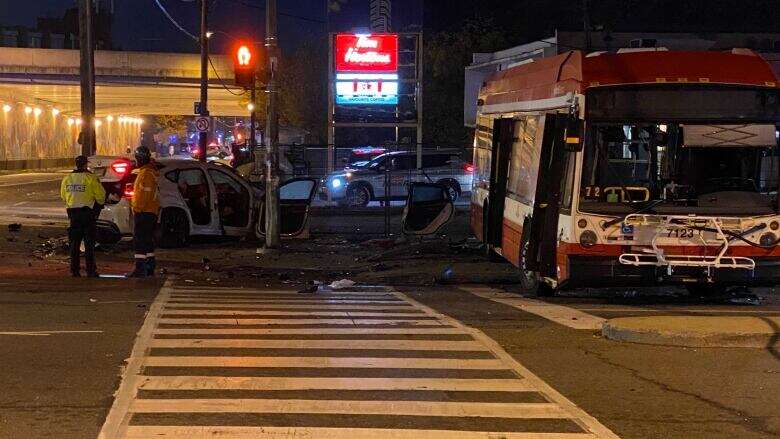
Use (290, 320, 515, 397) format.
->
(320, 151, 474, 207)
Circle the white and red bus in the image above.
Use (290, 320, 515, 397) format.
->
(469, 49, 780, 295)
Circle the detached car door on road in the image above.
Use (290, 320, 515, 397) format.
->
(402, 182, 454, 235)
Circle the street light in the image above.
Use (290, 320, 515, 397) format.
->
(2, 104, 10, 113)
(52, 108, 60, 117)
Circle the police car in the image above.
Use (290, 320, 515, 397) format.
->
(96, 158, 317, 247)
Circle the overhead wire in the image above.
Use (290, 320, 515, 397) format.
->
(208, 55, 248, 96)
(153, 0, 199, 41)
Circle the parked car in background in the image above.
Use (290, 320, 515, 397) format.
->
(97, 158, 317, 247)
(321, 150, 474, 207)
(345, 146, 387, 168)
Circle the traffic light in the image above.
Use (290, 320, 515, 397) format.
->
(233, 43, 257, 88)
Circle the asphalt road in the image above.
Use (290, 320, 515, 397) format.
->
(0, 276, 162, 439)
(1, 172, 779, 438)
(0, 172, 67, 224)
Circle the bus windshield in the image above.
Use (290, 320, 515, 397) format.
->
(579, 122, 780, 215)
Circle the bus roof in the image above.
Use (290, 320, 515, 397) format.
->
(479, 49, 779, 109)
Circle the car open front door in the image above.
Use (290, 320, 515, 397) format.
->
(402, 182, 454, 235)
(256, 178, 318, 238)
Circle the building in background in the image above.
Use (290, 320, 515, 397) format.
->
(464, 31, 780, 127)
(0, 0, 114, 50)
(370, 0, 392, 32)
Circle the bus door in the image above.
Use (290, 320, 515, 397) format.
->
(527, 113, 569, 279)
(487, 118, 514, 248)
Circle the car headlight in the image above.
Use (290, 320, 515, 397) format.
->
(331, 178, 342, 189)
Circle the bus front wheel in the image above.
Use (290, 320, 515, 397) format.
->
(519, 228, 556, 297)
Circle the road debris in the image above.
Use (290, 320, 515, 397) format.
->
(329, 279, 356, 289)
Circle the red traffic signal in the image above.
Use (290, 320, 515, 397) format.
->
(233, 43, 257, 88)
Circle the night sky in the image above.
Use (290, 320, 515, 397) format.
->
(0, 0, 422, 54)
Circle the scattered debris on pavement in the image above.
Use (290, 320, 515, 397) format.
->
(329, 279, 356, 289)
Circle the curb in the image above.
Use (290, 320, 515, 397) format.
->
(602, 316, 780, 348)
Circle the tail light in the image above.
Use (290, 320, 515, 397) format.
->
(123, 183, 134, 199)
(463, 163, 475, 173)
(110, 159, 131, 177)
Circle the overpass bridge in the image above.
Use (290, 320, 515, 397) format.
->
(0, 47, 245, 116)
(0, 48, 248, 169)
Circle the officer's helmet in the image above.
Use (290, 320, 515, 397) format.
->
(75, 155, 89, 170)
(134, 146, 152, 166)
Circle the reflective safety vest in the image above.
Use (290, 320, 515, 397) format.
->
(60, 170, 106, 209)
(132, 163, 160, 214)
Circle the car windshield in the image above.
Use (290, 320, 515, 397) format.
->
(579, 122, 780, 215)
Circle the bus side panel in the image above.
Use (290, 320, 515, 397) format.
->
(501, 197, 534, 268)
(502, 218, 522, 266)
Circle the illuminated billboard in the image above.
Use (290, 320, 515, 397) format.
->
(336, 73, 398, 105)
(335, 34, 398, 72)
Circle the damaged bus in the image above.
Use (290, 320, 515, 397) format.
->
(467, 49, 780, 295)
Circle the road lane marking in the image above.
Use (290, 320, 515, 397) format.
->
(157, 318, 445, 325)
(99, 280, 173, 439)
(144, 356, 508, 369)
(0, 177, 62, 187)
(161, 309, 425, 317)
(130, 399, 566, 418)
(167, 299, 406, 304)
(396, 291, 619, 439)
(464, 287, 606, 330)
(125, 426, 598, 439)
(164, 302, 414, 309)
(101, 284, 619, 439)
(138, 376, 535, 392)
(149, 339, 488, 351)
(153, 327, 464, 335)
(0, 330, 103, 336)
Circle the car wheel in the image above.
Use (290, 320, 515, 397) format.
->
(158, 208, 189, 248)
(346, 184, 371, 207)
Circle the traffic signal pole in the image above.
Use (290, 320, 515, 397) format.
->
(264, 0, 280, 249)
(198, 0, 209, 162)
(78, 0, 96, 156)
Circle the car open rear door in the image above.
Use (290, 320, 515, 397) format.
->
(255, 178, 318, 238)
(402, 182, 454, 235)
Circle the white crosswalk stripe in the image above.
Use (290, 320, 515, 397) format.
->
(99, 281, 619, 439)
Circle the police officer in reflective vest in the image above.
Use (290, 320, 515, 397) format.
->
(60, 155, 106, 277)
(129, 146, 161, 277)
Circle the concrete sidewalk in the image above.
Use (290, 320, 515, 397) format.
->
(603, 316, 780, 348)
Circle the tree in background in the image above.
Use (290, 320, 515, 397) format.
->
(423, 19, 507, 148)
(279, 39, 328, 143)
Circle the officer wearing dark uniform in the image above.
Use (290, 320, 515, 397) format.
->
(60, 155, 106, 277)
(128, 146, 160, 277)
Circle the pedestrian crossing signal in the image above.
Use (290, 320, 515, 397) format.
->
(233, 43, 257, 88)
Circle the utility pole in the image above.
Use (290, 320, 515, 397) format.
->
(582, 0, 592, 52)
(78, 0, 96, 156)
(249, 86, 256, 151)
(198, 0, 209, 162)
(264, 0, 280, 249)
